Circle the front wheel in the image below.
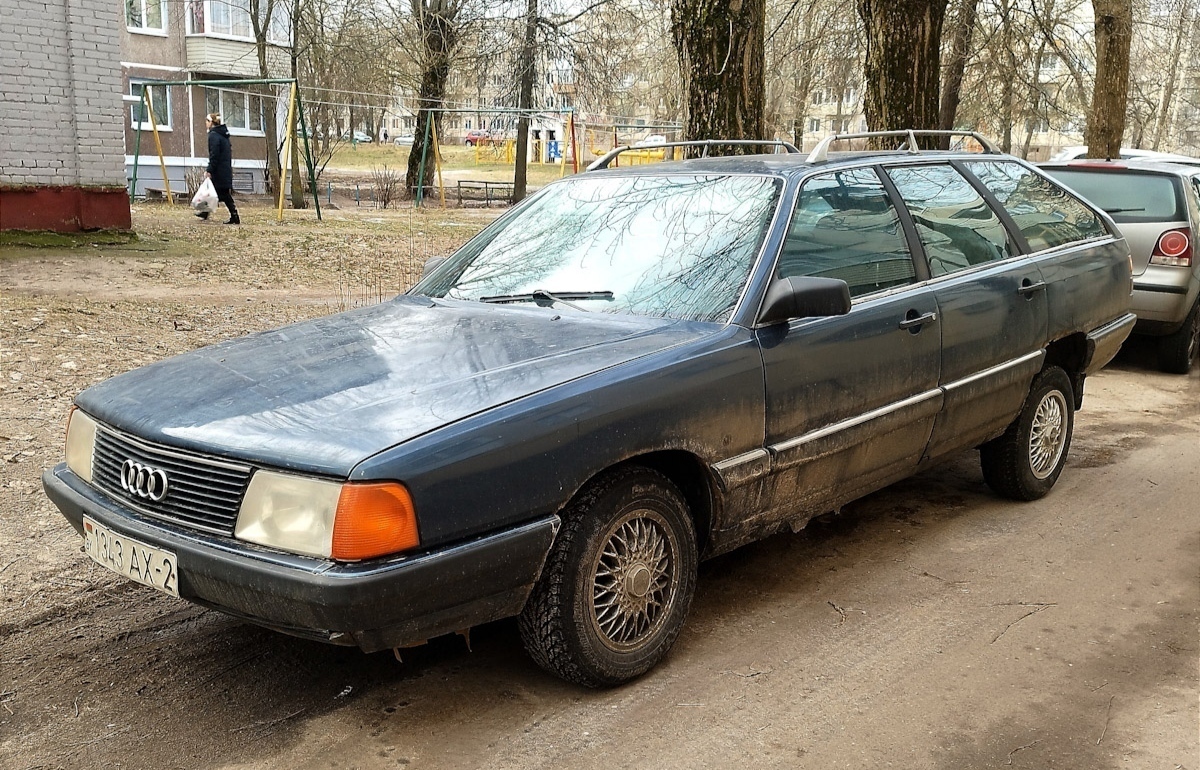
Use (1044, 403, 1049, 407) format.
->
(980, 366, 1075, 501)
(1158, 299, 1199, 374)
(519, 466, 697, 688)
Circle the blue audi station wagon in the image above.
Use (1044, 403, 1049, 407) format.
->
(45, 131, 1134, 687)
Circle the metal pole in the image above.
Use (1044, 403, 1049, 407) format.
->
(276, 81, 298, 222)
(294, 86, 322, 221)
(144, 88, 172, 202)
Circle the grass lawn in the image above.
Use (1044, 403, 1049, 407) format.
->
(327, 143, 580, 188)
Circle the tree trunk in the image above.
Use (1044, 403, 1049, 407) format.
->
(250, 0, 282, 195)
(938, 0, 978, 139)
(289, 9, 307, 210)
(670, 0, 766, 154)
(512, 0, 538, 204)
(858, 0, 949, 144)
(405, 1, 459, 195)
(1083, 0, 1132, 159)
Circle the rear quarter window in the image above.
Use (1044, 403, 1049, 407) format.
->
(1044, 168, 1187, 225)
(966, 161, 1108, 250)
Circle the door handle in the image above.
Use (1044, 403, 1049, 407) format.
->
(1018, 280, 1047, 296)
(899, 311, 937, 330)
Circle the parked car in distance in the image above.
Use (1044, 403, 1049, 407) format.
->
(641, 134, 667, 145)
(341, 130, 373, 144)
(44, 131, 1134, 689)
(1042, 159, 1200, 373)
(1050, 145, 1200, 167)
(393, 134, 415, 146)
(463, 130, 495, 146)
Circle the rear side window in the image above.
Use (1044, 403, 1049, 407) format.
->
(1044, 169, 1187, 224)
(778, 167, 916, 298)
(886, 164, 1016, 278)
(965, 161, 1107, 251)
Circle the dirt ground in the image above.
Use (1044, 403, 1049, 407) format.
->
(1, 204, 1196, 769)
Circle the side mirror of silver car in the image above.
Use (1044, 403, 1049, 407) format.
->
(758, 276, 852, 326)
(422, 255, 447, 279)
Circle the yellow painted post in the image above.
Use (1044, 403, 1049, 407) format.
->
(144, 88, 172, 201)
(431, 114, 446, 208)
(276, 82, 298, 222)
(559, 115, 569, 178)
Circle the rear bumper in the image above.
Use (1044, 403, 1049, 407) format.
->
(1132, 267, 1199, 331)
(43, 464, 559, 652)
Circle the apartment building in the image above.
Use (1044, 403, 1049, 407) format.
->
(122, 0, 291, 195)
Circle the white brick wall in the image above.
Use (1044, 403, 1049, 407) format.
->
(0, 0, 126, 187)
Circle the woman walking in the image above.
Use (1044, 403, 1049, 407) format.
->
(200, 113, 240, 224)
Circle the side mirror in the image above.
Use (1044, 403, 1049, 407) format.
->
(758, 276, 852, 326)
(422, 255, 447, 279)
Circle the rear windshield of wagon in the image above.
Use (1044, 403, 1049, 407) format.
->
(1046, 169, 1187, 224)
(419, 174, 783, 324)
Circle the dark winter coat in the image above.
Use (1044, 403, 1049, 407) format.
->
(207, 125, 233, 190)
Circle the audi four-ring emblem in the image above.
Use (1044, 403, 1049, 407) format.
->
(120, 459, 169, 502)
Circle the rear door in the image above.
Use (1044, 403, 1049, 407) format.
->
(883, 162, 1048, 461)
(756, 166, 941, 522)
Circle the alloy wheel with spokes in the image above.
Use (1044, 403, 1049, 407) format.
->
(519, 466, 697, 688)
(1028, 390, 1068, 479)
(981, 366, 1075, 501)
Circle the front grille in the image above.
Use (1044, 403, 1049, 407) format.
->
(91, 426, 253, 536)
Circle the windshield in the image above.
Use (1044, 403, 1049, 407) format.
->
(417, 174, 782, 323)
(1045, 169, 1186, 224)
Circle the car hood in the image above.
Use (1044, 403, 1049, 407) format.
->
(77, 296, 715, 476)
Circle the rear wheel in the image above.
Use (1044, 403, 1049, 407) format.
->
(980, 366, 1075, 501)
(519, 466, 697, 688)
(1158, 299, 1199, 374)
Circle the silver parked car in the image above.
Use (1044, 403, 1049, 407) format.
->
(1043, 160, 1200, 373)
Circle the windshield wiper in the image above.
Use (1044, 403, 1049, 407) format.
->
(1103, 207, 1146, 213)
(478, 289, 613, 312)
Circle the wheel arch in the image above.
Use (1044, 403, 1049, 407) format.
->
(570, 450, 718, 558)
(1044, 333, 1088, 409)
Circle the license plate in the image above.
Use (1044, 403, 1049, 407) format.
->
(83, 517, 180, 598)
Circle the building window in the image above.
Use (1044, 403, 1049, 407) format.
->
(130, 81, 171, 130)
(127, 0, 165, 32)
(807, 118, 821, 133)
(206, 87, 263, 135)
(188, 0, 290, 43)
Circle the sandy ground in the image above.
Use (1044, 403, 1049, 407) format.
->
(1, 205, 1196, 769)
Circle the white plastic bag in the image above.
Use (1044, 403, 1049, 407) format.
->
(192, 178, 218, 213)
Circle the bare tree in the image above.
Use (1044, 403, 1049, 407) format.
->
(857, 0, 948, 139)
(401, 1, 463, 196)
(671, 0, 767, 151)
(1084, 0, 1133, 157)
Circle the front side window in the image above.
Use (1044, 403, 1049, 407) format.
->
(965, 161, 1107, 251)
(778, 167, 915, 298)
(130, 81, 170, 129)
(419, 174, 782, 323)
(126, 0, 164, 31)
(886, 164, 1016, 278)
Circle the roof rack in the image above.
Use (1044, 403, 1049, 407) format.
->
(804, 130, 1003, 164)
(587, 139, 801, 171)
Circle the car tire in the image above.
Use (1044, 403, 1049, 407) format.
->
(980, 366, 1075, 501)
(519, 465, 697, 688)
(465, 140, 475, 147)
(1157, 299, 1199, 374)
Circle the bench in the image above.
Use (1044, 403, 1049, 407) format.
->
(456, 180, 513, 207)
(143, 186, 189, 204)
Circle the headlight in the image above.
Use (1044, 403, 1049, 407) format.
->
(65, 407, 98, 483)
(236, 470, 419, 561)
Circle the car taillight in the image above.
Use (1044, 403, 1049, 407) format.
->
(1150, 228, 1192, 267)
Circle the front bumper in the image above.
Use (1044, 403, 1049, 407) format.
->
(43, 464, 559, 652)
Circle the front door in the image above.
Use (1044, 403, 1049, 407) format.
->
(757, 166, 942, 525)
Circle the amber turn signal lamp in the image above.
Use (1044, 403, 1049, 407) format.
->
(332, 482, 419, 561)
